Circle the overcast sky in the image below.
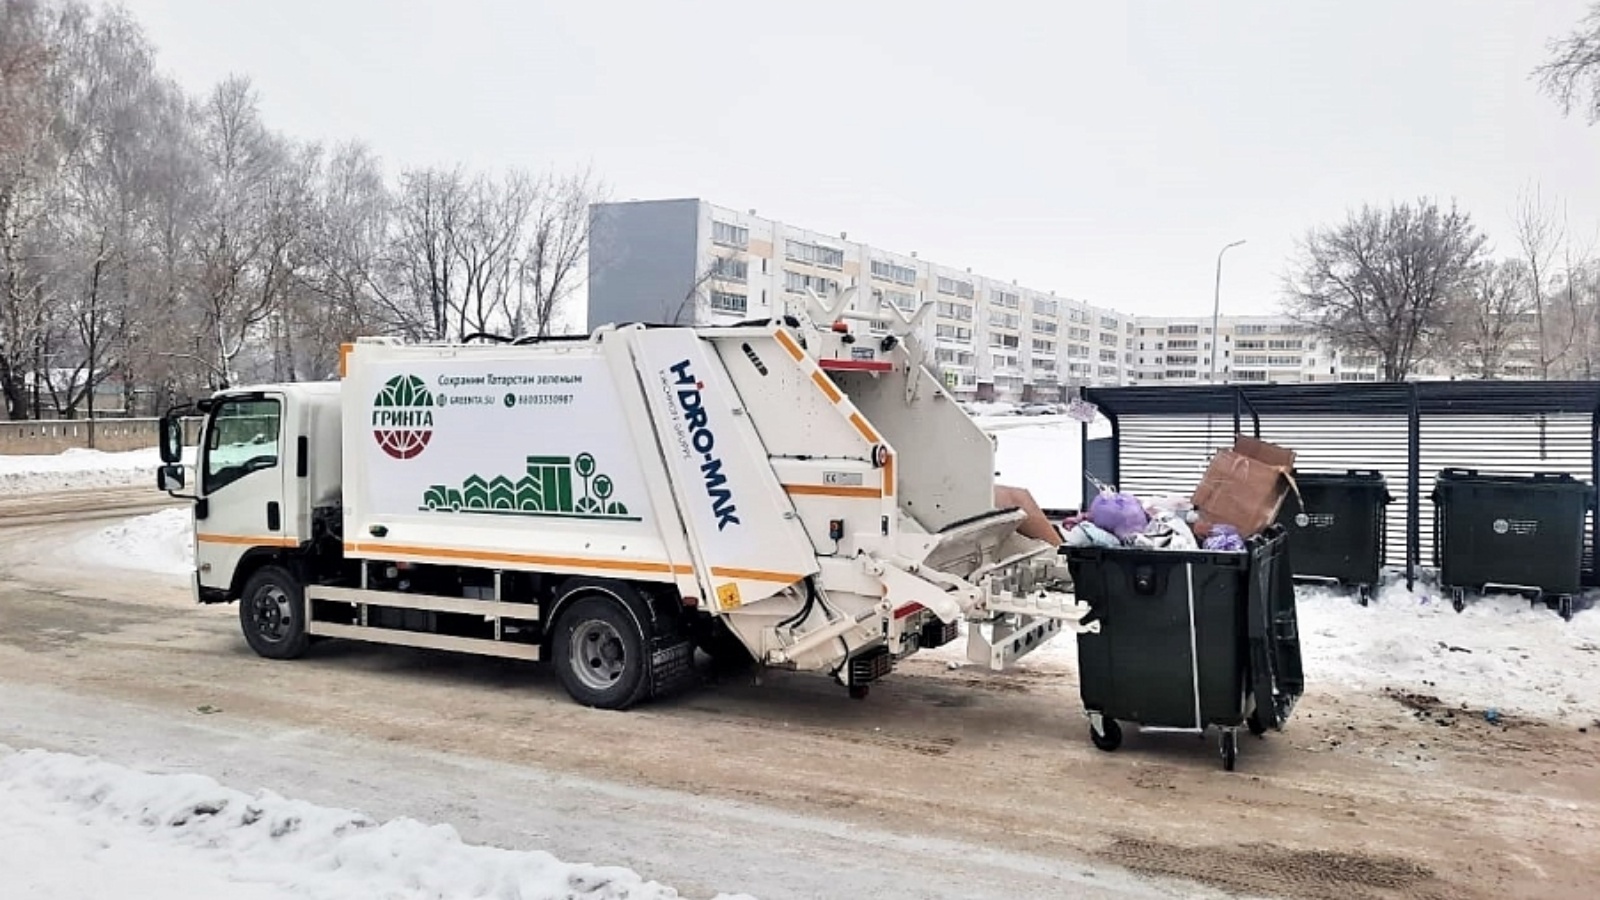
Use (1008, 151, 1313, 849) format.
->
(116, 0, 1600, 320)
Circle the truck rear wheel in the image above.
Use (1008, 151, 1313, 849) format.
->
(239, 565, 309, 660)
(552, 595, 650, 710)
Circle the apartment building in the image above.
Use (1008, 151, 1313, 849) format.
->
(587, 198, 1531, 396)
(588, 198, 1135, 401)
(1132, 316, 1383, 385)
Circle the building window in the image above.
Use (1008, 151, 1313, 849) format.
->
(935, 348, 975, 366)
(1099, 332, 1119, 346)
(710, 256, 747, 282)
(935, 324, 973, 342)
(991, 311, 1020, 330)
(1066, 343, 1090, 359)
(1069, 308, 1090, 325)
(784, 270, 839, 295)
(1032, 298, 1059, 318)
(936, 300, 973, 321)
(1164, 369, 1198, 379)
(1032, 320, 1058, 336)
(989, 333, 1020, 349)
(881, 289, 919, 311)
(1099, 315, 1119, 331)
(1031, 338, 1055, 354)
(1034, 358, 1056, 373)
(1100, 349, 1118, 362)
(1237, 324, 1269, 335)
(712, 221, 748, 249)
(1068, 327, 1091, 342)
(993, 289, 1020, 309)
(1166, 354, 1199, 365)
(1268, 339, 1304, 351)
(709, 291, 748, 314)
(1166, 339, 1198, 350)
(1267, 355, 1302, 366)
(785, 240, 845, 270)
(1235, 370, 1267, 382)
(870, 258, 917, 285)
(1168, 324, 1199, 335)
(936, 276, 975, 299)
(1236, 339, 1266, 350)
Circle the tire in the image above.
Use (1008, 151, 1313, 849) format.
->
(1221, 730, 1238, 771)
(552, 595, 651, 710)
(239, 565, 309, 660)
(1090, 717, 1122, 752)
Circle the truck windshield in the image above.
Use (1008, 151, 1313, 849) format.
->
(203, 398, 282, 494)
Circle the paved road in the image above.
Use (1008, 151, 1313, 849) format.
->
(0, 487, 1596, 899)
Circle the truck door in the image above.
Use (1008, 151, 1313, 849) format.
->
(194, 393, 296, 596)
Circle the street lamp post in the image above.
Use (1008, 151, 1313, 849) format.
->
(1210, 239, 1246, 383)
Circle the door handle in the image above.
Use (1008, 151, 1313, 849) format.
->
(267, 501, 281, 532)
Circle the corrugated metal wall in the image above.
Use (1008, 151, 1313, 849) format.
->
(1094, 399, 1597, 584)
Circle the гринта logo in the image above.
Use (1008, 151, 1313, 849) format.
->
(372, 374, 435, 459)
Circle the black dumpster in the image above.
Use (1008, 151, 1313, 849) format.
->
(1274, 470, 1392, 604)
(1064, 525, 1304, 771)
(1431, 469, 1592, 620)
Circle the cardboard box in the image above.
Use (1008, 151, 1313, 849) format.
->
(1191, 436, 1297, 539)
(995, 484, 1063, 546)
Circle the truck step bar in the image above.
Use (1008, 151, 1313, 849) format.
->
(307, 585, 539, 620)
(307, 621, 541, 662)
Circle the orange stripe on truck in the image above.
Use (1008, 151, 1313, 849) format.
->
(197, 533, 299, 548)
(709, 566, 803, 584)
(882, 453, 895, 498)
(773, 329, 805, 361)
(344, 542, 693, 577)
(810, 370, 843, 403)
(849, 412, 881, 444)
(783, 483, 882, 499)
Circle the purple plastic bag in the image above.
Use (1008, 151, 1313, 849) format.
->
(1203, 524, 1245, 552)
(1088, 491, 1150, 540)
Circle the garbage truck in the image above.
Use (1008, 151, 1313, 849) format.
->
(155, 292, 1093, 709)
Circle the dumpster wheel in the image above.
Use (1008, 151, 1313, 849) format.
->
(1089, 716, 1122, 752)
(1220, 729, 1238, 771)
(1450, 586, 1466, 613)
(1558, 595, 1574, 621)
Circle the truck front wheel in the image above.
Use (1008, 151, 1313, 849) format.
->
(552, 595, 650, 710)
(239, 565, 310, 660)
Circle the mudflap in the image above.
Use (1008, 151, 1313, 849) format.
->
(649, 637, 697, 699)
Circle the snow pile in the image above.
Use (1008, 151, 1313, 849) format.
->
(73, 507, 194, 576)
(0, 746, 754, 900)
(0, 447, 162, 495)
(1296, 580, 1600, 723)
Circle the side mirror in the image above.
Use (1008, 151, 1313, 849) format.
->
(159, 413, 184, 464)
(157, 464, 186, 492)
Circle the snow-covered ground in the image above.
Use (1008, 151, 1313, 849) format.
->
(0, 744, 751, 900)
(0, 447, 162, 495)
(72, 507, 194, 576)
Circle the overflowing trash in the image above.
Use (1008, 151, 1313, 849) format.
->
(1063, 435, 1299, 554)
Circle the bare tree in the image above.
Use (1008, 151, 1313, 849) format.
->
(1535, 3, 1600, 123)
(0, 0, 67, 418)
(1285, 199, 1486, 381)
(516, 166, 603, 336)
(1447, 260, 1534, 379)
(183, 76, 284, 388)
(1510, 186, 1569, 377)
